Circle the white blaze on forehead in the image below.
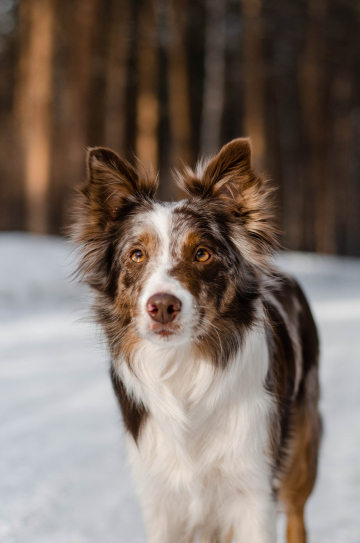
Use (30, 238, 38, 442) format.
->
(140, 203, 176, 294)
(149, 203, 173, 268)
(137, 203, 196, 344)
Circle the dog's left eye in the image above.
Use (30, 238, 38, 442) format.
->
(131, 250, 145, 263)
(195, 248, 211, 263)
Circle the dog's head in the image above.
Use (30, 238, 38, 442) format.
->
(73, 139, 277, 365)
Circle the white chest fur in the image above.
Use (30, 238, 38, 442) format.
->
(116, 327, 277, 542)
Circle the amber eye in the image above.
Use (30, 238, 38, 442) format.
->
(131, 249, 145, 263)
(195, 248, 211, 263)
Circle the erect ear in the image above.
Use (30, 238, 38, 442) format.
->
(176, 138, 278, 258)
(177, 138, 255, 202)
(71, 148, 158, 290)
(82, 147, 158, 222)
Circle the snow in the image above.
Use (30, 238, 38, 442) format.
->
(1, 232, 360, 542)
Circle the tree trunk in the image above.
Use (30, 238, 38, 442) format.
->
(347, 105, 360, 256)
(267, 2, 308, 251)
(50, 0, 97, 231)
(124, 0, 141, 162)
(167, 0, 192, 170)
(14, 0, 54, 234)
(104, 0, 130, 154)
(328, 71, 353, 254)
(136, 0, 159, 171)
(200, 0, 226, 156)
(241, 0, 265, 171)
(154, 0, 172, 200)
(299, 0, 332, 253)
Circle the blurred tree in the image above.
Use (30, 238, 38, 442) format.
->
(299, 0, 332, 253)
(265, 0, 309, 251)
(136, 0, 158, 170)
(168, 0, 192, 172)
(200, 0, 226, 156)
(1, 0, 360, 255)
(155, 0, 172, 200)
(14, 0, 54, 233)
(104, 0, 130, 154)
(50, 0, 97, 232)
(0, 0, 24, 231)
(124, 0, 141, 162)
(241, 0, 266, 171)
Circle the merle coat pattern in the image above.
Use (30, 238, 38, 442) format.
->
(72, 138, 321, 543)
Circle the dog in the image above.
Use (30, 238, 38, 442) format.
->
(72, 138, 321, 543)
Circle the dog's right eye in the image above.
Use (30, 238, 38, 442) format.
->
(195, 248, 211, 263)
(131, 250, 145, 263)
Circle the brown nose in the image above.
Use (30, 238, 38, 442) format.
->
(146, 293, 182, 324)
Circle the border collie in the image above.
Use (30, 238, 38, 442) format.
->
(72, 138, 321, 543)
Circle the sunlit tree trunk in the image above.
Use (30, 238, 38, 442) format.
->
(136, 0, 159, 171)
(104, 0, 130, 154)
(167, 0, 192, 170)
(299, 0, 332, 253)
(14, 0, 54, 234)
(200, 0, 226, 156)
(154, 0, 172, 200)
(241, 0, 265, 171)
(123, 0, 141, 162)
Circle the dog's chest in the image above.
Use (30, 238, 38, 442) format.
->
(123, 329, 274, 493)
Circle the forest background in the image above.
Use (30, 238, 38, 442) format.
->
(0, 0, 359, 256)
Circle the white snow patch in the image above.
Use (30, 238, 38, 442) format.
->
(1, 234, 360, 543)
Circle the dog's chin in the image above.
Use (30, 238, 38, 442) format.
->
(142, 325, 190, 347)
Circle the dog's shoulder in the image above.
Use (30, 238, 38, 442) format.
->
(263, 268, 319, 404)
(264, 270, 319, 370)
(110, 366, 148, 443)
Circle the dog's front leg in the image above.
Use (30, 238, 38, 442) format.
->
(142, 499, 194, 543)
(232, 490, 277, 543)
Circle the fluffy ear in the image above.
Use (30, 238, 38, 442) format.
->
(82, 147, 158, 223)
(176, 138, 278, 256)
(177, 138, 255, 201)
(71, 148, 158, 291)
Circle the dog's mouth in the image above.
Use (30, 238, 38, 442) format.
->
(154, 328, 175, 337)
(150, 322, 178, 338)
(145, 320, 187, 343)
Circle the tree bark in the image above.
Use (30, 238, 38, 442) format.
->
(167, 0, 192, 170)
(14, 0, 55, 234)
(267, 2, 308, 251)
(154, 0, 172, 200)
(328, 71, 353, 254)
(104, 0, 131, 154)
(136, 0, 159, 171)
(241, 0, 266, 171)
(200, 0, 226, 156)
(299, 0, 332, 253)
(51, 0, 97, 231)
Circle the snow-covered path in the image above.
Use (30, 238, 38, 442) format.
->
(1, 233, 359, 543)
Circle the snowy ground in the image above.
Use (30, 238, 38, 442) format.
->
(1, 232, 360, 543)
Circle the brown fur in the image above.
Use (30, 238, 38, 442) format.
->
(71, 138, 321, 543)
(176, 138, 279, 270)
(264, 275, 321, 543)
(72, 147, 158, 294)
(280, 401, 321, 543)
(110, 367, 148, 442)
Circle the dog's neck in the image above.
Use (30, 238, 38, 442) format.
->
(116, 322, 270, 428)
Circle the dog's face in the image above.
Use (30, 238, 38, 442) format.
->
(73, 139, 277, 364)
(108, 198, 256, 350)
